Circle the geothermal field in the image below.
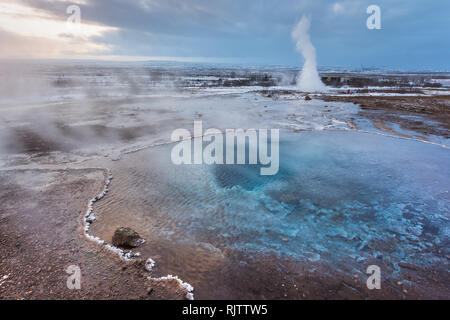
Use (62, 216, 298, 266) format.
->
(0, 59, 449, 300)
(0, 0, 449, 303)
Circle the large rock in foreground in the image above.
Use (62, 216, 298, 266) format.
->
(112, 227, 145, 248)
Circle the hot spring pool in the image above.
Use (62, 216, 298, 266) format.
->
(92, 130, 449, 296)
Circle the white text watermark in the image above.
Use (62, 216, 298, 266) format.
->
(366, 5, 381, 30)
(171, 121, 279, 176)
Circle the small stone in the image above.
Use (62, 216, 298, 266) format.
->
(403, 289, 408, 294)
(147, 287, 154, 295)
(353, 274, 359, 279)
(305, 96, 312, 101)
(397, 281, 402, 286)
(15, 242, 21, 247)
(112, 227, 145, 248)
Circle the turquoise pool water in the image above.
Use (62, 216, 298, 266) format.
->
(96, 130, 450, 275)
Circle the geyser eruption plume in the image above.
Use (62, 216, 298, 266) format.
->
(292, 15, 327, 92)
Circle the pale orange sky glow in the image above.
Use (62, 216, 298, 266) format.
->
(0, 0, 116, 59)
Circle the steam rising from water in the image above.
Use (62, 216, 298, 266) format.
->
(292, 15, 327, 92)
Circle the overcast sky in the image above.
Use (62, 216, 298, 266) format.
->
(0, 0, 449, 70)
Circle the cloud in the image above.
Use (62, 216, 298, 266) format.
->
(331, 1, 364, 16)
(0, 0, 449, 69)
(332, 2, 345, 14)
(0, 28, 112, 59)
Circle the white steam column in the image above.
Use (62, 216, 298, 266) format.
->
(292, 15, 327, 92)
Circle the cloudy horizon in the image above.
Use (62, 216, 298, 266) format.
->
(1, 0, 449, 70)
